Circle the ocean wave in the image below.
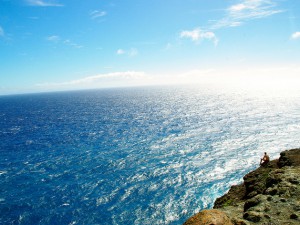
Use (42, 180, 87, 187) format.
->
(1, 86, 300, 224)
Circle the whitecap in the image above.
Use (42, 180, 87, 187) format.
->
(120, 186, 135, 202)
(0, 171, 7, 175)
(129, 173, 147, 183)
(148, 183, 159, 191)
(9, 126, 21, 133)
(167, 162, 183, 169)
(18, 214, 25, 223)
(96, 196, 110, 206)
(61, 203, 70, 206)
(96, 188, 119, 206)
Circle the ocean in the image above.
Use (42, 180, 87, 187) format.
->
(1, 85, 300, 224)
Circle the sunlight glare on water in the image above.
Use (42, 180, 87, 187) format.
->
(0, 84, 300, 224)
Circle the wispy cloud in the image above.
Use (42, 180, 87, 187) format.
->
(68, 71, 148, 85)
(179, 0, 283, 46)
(291, 31, 300, 40)
(26, 0, 63, 7)
(63, 39, 83, 49)
(46, 35, 60, 42)
(36, 71, 150, 89)
(117, 49, 125, 55)
(0, 26, 4, 37)
(90, 10, 107, 19)
(180, 28, 218, 46)
(212, 0, 283, 29)
(46, 35, 83, 48)
(116, 48, 138, 57)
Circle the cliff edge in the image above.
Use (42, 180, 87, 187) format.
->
(183, 148, 300, 225)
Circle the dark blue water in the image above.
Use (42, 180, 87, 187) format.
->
(1, 85, 300, 224)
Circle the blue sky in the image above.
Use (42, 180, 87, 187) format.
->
(0, 0, 300, 94)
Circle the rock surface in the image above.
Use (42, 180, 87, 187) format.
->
(183, 209, 234, 225)
(183, 148, 300, 225)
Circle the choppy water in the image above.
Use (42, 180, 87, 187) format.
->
(1, 85, 300, 224)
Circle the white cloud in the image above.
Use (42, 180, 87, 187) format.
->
(231, 0, 282, 18)
(46, 35, 83, 48)
(68, 71, 148, 84)
(180, 28, 218, 46)
(230, 3, 249, 12)
(229, 21, 243, 27)
(90, 10, 107, 19)
(30, 66, 300, 93)
(116, 48, 139, 56)
(178, 0, 282, 46)
(63, 39, 83, 49)
(213, 0, 283, 29)
(229, 0, 265, 13)
(46, 35, 60, 42)
(36, 71, 152, 90)
(0, 26, 4, 37)
(291, 32, 300, 40)
(26, 0, 63, 7)
(117, 49, 125, 55)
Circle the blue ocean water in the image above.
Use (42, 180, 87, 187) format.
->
(1, 85, 300, 224)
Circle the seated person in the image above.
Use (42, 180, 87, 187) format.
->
(260, 152, 270, 166)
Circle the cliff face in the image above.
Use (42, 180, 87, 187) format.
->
(184, 148, 300, 225)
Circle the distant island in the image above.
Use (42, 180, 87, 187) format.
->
(183, 148, 300, 225)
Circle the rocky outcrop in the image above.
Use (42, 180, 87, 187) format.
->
(183, 209, 234, 225)
(183, 148, 300, 225)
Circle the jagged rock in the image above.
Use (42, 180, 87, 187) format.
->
(244, 195, 264, 212)
(288, 177, 299, 184)
(243, 211, 262, 222)
(231, 218, 250, 225)
(265, 187, 277, 195)
(278, 148, 300, 167)
(183, 209, 234, 225)
(183, 149, 300, 225)
(243, 161, 278, 198)
(266, 170, 282, 188)
(214, 184, 245, 208)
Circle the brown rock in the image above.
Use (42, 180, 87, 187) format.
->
(278, 148, 300, 168)
(231, 218, 250, 225)
(183, 209, 234, 225)
(243, 211, 262, 222)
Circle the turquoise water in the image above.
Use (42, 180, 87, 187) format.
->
(1, 85, 300, 224)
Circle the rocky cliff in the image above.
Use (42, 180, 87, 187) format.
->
(183, 148, 300, 225)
